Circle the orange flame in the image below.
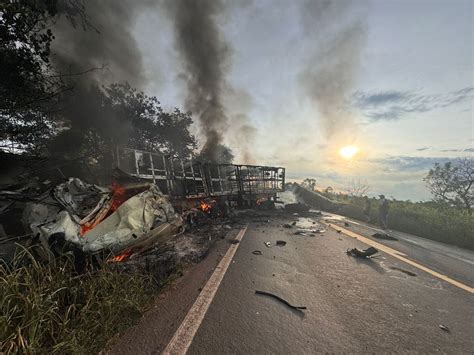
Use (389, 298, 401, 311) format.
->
(80, 182, 128, 236)
(108, 249, 133, 263)
(199, 201, 212, 213)
(110, 182, 127, 213)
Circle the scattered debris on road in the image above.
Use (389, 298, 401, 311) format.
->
(283, 223, 293, 229)
(344, 222, 350, 227)
(252, 250, 263, 255)
(372, 232, 398, 241)
(295, 228, 325, 235)
(255, 290, 306, 311)
(390, 266, 417, 276)
(229, 239, 240, 244)
(346, 247, 378, 258)
(264, 241, 272, 248)
(276, 240, 286, 246)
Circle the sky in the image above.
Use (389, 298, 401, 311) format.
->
(132, 0, 473, 201)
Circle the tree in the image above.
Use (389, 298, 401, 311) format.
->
(346, 178, 370, 197)
(0, 0, 87, 152)
(48, 83, 197, 160)
(325, 186, 333, 193)
(302, 178, 316, 191)
(425, 158, 474, 215)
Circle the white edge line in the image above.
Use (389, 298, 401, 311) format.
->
(162, 225, 248, 355)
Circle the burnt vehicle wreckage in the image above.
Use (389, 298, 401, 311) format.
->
(0, 147, 285, 267)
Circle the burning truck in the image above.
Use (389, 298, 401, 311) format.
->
(0, 147, 285, 265)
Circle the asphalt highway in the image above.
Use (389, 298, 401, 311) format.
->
(109, 211, 474, 354)
(188, 212, 473, 353)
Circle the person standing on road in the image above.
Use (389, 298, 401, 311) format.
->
(378, 195, 389, 229)
(363, 196, 371, 223)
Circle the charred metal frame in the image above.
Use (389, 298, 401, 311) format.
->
(114, 147, 285, 200)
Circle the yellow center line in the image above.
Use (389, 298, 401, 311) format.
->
(325, 223, 474, 294)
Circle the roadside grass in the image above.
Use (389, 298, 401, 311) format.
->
(297, 187, 474, 250)
(0, 249, 158, 354)
(336, 196, 474, 250)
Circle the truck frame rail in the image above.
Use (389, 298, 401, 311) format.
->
(114, 147, 285, 200)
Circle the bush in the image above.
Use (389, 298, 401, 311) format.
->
(387, 202, 473, 249)
(350, 200, 473, 249)
(295, 188, 474, 250)
(1, 250, 157, 354)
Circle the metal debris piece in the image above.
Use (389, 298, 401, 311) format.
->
(346, 247, 378, 258)
(295, 228, 323, 235)
(252, 250, 263, 255)
(255, 290, 306, 311)
(276, 240, 286, 246)
(439, 324, 450, 332)
(252, 219, 270, 223)
(264, 241, 272, 248)
(389, 266, 417, 277)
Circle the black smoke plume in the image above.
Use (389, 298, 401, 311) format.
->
(166, 0, 230, 162)
(49, 1, 152, 154)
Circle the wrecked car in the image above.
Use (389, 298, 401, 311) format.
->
(4, 178, 183, 263)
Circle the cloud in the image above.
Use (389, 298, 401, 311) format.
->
(353, 87, 473, 122)
(440, 149, 461, 152)
(438, 148, 474, 152)
(371, 156, 453, 173)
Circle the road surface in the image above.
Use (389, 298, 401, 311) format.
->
(109, 211, 474, 354)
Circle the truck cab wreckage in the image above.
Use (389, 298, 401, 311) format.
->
(0, 147, 285, 265)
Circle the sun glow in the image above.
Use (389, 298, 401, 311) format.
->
(339, 145, 359, 159)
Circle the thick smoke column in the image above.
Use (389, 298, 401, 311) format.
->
(48, 0, 153, 152)
(53, 0, 148, 87)
(166, 0, 230, 162)
(299, 0, 367, 138)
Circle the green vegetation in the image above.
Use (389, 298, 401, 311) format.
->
(320, 191, 474, 250)
(297, 158, 473, 250)
(1, 250, 158, 354)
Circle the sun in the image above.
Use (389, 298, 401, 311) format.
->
(339, 145, 359, 159)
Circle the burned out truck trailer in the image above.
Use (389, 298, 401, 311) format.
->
(114, 147, 285, 206)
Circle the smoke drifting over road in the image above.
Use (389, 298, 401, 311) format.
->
(299, 0, 367, 139)
(166, 0, 231, 162)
